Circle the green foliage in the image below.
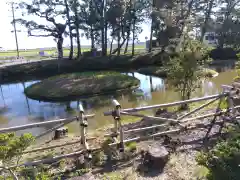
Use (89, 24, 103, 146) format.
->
(219, 98, 229, 110)
(19, 166, 52, 180)
(234, 68, 240, 82)
(92, 151, 105, 166)
(196, 127, 240, 180)
(0, 133, 35, 165)
(236, 53, 240, 61)
(126, 142, 137, 152)
(19, 167, 38, 179)
(76, 168, 90, 176)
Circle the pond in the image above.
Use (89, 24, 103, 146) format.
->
(0, 69, 237, 139)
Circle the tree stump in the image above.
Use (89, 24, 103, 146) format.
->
(68, 173, 98, 180)
(144, 144, 169, 171)
(53, 127, 68, 140)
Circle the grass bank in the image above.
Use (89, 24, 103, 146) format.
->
(0, 50, 165, 84)
(137, 66, 218, 78)
(24, 72, 140, 102)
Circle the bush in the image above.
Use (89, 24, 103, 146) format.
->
(209, 48, 237, 60)
(196, 129, 240, 180)
(126, 142, 137, 152)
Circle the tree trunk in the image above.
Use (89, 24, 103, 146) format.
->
(132, 19, 136, 56)
(101, 0, 106, 56)
(57, 36, 64, 59)
(64, 0, 73, 60)
(149, 22, 154, 53)
(117, 26, 121, 56)
(149, 0, 155, 53)
(219, 9, 232, 48)
(76, 30, 81, 59)
(124, 27, 131, 54)
(110, 38, 114, 54)
(112, 38, 126, 55)
(90, 25, 95, 49)
(104, 5, 108, 55)
(200, 0, 214, 42)
(175, 0, 194, 52)
(73, 0, 81, 59)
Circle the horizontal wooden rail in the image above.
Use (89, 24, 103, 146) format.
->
(23, 137, 97, 154)
(5, 119, 233, 168)
(108, 121, 225, 146)
(120, 111, 179, 123)
(124, 123, 168, 133)
(178, 98, 219, 120)
(104, 93, 227, 115)
(0, 114, 95, 133)
(104, 123, 169, 137)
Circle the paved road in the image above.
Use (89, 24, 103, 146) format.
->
(0, 58, 51, 68)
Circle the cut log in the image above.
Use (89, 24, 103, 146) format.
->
(53, 127, 68, 140)
(144, 144, 169, 171)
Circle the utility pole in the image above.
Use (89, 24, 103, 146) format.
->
(11, 2, 20, 58)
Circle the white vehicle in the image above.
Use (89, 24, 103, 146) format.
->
(203, 32, 218, 47)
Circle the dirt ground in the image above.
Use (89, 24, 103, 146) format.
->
(24, 108, 236, 180)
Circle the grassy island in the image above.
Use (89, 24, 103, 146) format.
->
(24, 72, 140, 102)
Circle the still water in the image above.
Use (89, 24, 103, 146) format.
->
(0, 70, 237, 137)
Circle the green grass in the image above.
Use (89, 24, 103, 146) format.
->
(0, 48, 90, 58)
(0, 45, 145, 58)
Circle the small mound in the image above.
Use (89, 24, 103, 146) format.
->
(24, 72, 140, 102)
(137, 66, 167, 77)
(201, 68, 218, 78)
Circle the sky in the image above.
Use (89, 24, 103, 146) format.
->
(0, 0, 150, 50)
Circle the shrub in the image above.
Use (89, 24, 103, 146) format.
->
(126, 142, 137, 152)
(165, 38, 210, 104)
(196, 128, 240, 180)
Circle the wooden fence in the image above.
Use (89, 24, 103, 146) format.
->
(0, 85, 239, 172)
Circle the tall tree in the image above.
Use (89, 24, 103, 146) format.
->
(69, 0, 82, 59)
(199, 0, 216, 42)
(64, 0, 74, 60)
(216, 0, 240, 48)
(16, 0, 67, 59)
(79, 0, 101, 51)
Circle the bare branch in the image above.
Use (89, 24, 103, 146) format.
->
(29, 33, 54, 37)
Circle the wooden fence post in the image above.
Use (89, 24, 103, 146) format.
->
(227, 90, 237, 114)
(112, 100, 124, 154)
(78, 103, 92, 168)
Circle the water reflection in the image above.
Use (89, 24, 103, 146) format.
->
(0, 71, 237, 136)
